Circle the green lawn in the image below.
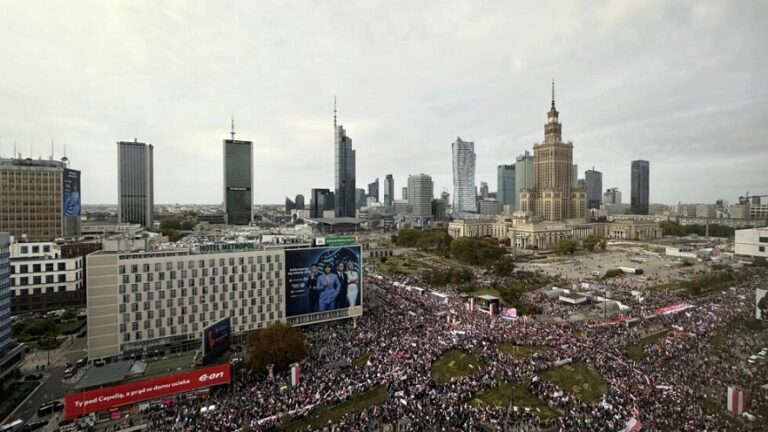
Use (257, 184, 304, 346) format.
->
(431, 350, 485, 384)
(0, 381, 39, 421)
(285, 385, 387, 431)
(540, 361, 607, 404)
(377, 256, 433, 275)
(140, 352, 197, 379)
(623, 329, 670, 361)
(469, 380, 561, 420)
(353, 353, 371, 368)
(497, 343, 548, 359)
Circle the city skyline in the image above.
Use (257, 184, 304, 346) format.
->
(0, 1, 765, 205)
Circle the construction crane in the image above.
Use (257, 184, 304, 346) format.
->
(738, 192, 768, 205)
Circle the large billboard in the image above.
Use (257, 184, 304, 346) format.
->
(285, 246, 362, 317)
(63, 168, 81, 217)
(202, 317, 231, 365)
(757, 288, 768, 320)
(65, 364, 230, 419)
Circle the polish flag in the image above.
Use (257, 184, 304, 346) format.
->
(291, 363, 301, 387)
(727, 386, 746, 415)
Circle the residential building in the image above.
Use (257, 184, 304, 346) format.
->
(518, 81, 586, 221)
(735, 227, 768, 258)
(1, 156, 81, 241)
(630, 160, 650, 215)
(585, 169, 603, 209)
(603, 187, 622, 205)
(118, 140, 154, 227)
(9, 240, 84, 314)
(515, 151, 534, 211)
(367, 178, 379, 202)
(310, 189, 335, 218)
(452, 137, 477, 214)
(408, 174, 434, 219)
(383, 174, 394, 208)
(751, 204, 768, 221)
(334, 106, 356, 218)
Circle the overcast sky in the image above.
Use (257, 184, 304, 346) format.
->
(0, 0, 766, 205)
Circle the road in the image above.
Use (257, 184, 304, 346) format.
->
(12, 336, 88, 429)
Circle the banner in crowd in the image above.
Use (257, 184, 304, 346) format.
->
(620, 418, 642, 432)
(756, 288, 768, 320)
(65, 364, 231, 419)
(727, 386, 746, 415)
(291, 363, 301, 387)
(501, 308, 517, 319)
(655, 303, 692, 315)
(588, 315, 632, 328)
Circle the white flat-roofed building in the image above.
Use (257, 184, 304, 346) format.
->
(735, 227, 768, 258)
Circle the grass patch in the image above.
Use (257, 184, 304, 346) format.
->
(353, 353, 371, 368)
(497, 343, 548, 359)
(431, 350, 485, 384)
(377, 256, 433, 275)
(623, 329, 669, 361)
(469, 380, 560, 420)
(0, 381, 39, 421)
(139, 352, 197, 379)
(285, 385, 387, 431)
(541, 361, 607, 404)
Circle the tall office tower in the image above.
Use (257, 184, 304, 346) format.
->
(334, 101, 356, 218)
(585, 168, 603, 209)
(355, 188, 366, 210)
(1, 155, 81, 241)
(603, 187, 622, 204)
(631, 160, 650, 215)
(367, 178, 379, 201)
(479, 182, 489, 198)
(518, 81, 586, 221)
(295, 194, 305, 210)
(515, 151, 534, 211)
(451, 137, 477, 214)
(222, 123, 253, 225)
(0, 233, 11, 355)
(118, 139, 154, 227)
(441, 191, 450, 203)
(497, 164, 516, 207)
(407, 174, 434, 218)
(285, 197, 295, 212)
(383, 174, 394, 208)
(572, 164, 579, 189)
(310, 188, 335, 218)
(402, 187, 408, 200)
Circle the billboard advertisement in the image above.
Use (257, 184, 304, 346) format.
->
(63, 168, 81, 217)
(202, 317, 231, 365)
(285, 246, 362, 317)
(757, 288, 768, 320)
(65, 364, 230, 419)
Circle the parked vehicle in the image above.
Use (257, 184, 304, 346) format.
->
(63, 367, 76, 378)
(37, 401, 64, 417)
(93, 358, 106, 367)
(76, 357, 88, 368)
(22, 420, 47, 431)
(23, 373, 44, 381)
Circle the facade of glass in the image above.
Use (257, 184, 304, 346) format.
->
(631, 160, 650, 215)
(118, 140, 154, 227)
(223, 139, 253, 225)
(497, 164, 516, 207)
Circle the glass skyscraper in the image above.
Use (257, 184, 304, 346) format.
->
(631, 160, 650, 215)
(585, 169, 603, 209)
(515, 151, 534, 211)
(223, 138, 253, 225)
(497, 164, 516, 207)
(452, 137, 477, 214)
(117, 140, 154, 227)
(383, 174, 394, 208)
(334, 123, 356, 218)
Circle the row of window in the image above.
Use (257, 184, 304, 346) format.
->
(119, 254, 281, 274)
(120, 285, 279, 302)
(118, 276, 278, 295)
(120, 310, 281, 342)
(119, 264, 278, 283)
(119, 292, 280, 309)
(12, 261, 72, 273)
(13, 285, 75, 295)
(120, 302, 280, 326)
(13, 274, 75, 285)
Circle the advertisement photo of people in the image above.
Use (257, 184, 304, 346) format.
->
(285, 246, 362, 317)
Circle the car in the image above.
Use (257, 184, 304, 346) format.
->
(22, 420, 47, 431)
(37, 401, 64, 417)
(75, 357, 88, 368)
(63, 367, 76, 378)
(23, 373, 44, 381)
(93, 358, 106, 367)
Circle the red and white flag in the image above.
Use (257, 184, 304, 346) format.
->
(290, 363, 301, 387)
(727, 386, 746, 415)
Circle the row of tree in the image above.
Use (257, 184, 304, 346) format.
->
(659, 221, 736, 238)
(555, 234, 607, 255)
(422, 268, 474, 287)
(393, 229, 453, 255)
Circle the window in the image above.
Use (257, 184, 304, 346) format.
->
(58, 263, 65, 271)
(760, 237, 768, 243)
(43, 245, 50, 252)
(760, 246, 766, 252)
(32, 246, 39, 253)
(20, 246, 28, 254)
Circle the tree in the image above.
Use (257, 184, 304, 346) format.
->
(492, 256, 516, 276)
(752, 257, 768, 268)
(582, 235, 602, 252)
(246, 323, 308, 373)
(659, 221, 685, 236)
(180, 218, 197, 231)
(450, 238, 504, 266)
(598, 239, 608, 250)
(159, 217, 182, 231)
(556, 239, 578, 255)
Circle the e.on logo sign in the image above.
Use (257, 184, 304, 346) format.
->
(65, 364, 231, 419)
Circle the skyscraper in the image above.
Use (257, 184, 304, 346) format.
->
(518, 81, 586, 221)
(118, 139, 154, 227)
(585, 168, 603, 209)
(0, 233, 11, 355)
(367, 178, 379, 201)
(1, 155, 80, 240)
(479, 182, 489, 198)
(497, 164, 516, 207)
(402, 187, 408, 200)
(515, 151, 534, 211)
(631, 160, 650, 215)
(452, 137, 477, 214)
(310, 188, 335, 218)
(223, 123, 253, 225)
(572, 164, 579, 189)
(355, 188, 366, 210)
(295, 194, 305, 211)
(408, 174, 434, 218)
(603, 187, 622, 204)
(383, 174, 394, 208)
(334, 101, 356, 218)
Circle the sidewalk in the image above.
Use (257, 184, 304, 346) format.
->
(21, 337, 75, 373)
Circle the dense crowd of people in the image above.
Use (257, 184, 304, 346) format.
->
(127, 261, 767, 431)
